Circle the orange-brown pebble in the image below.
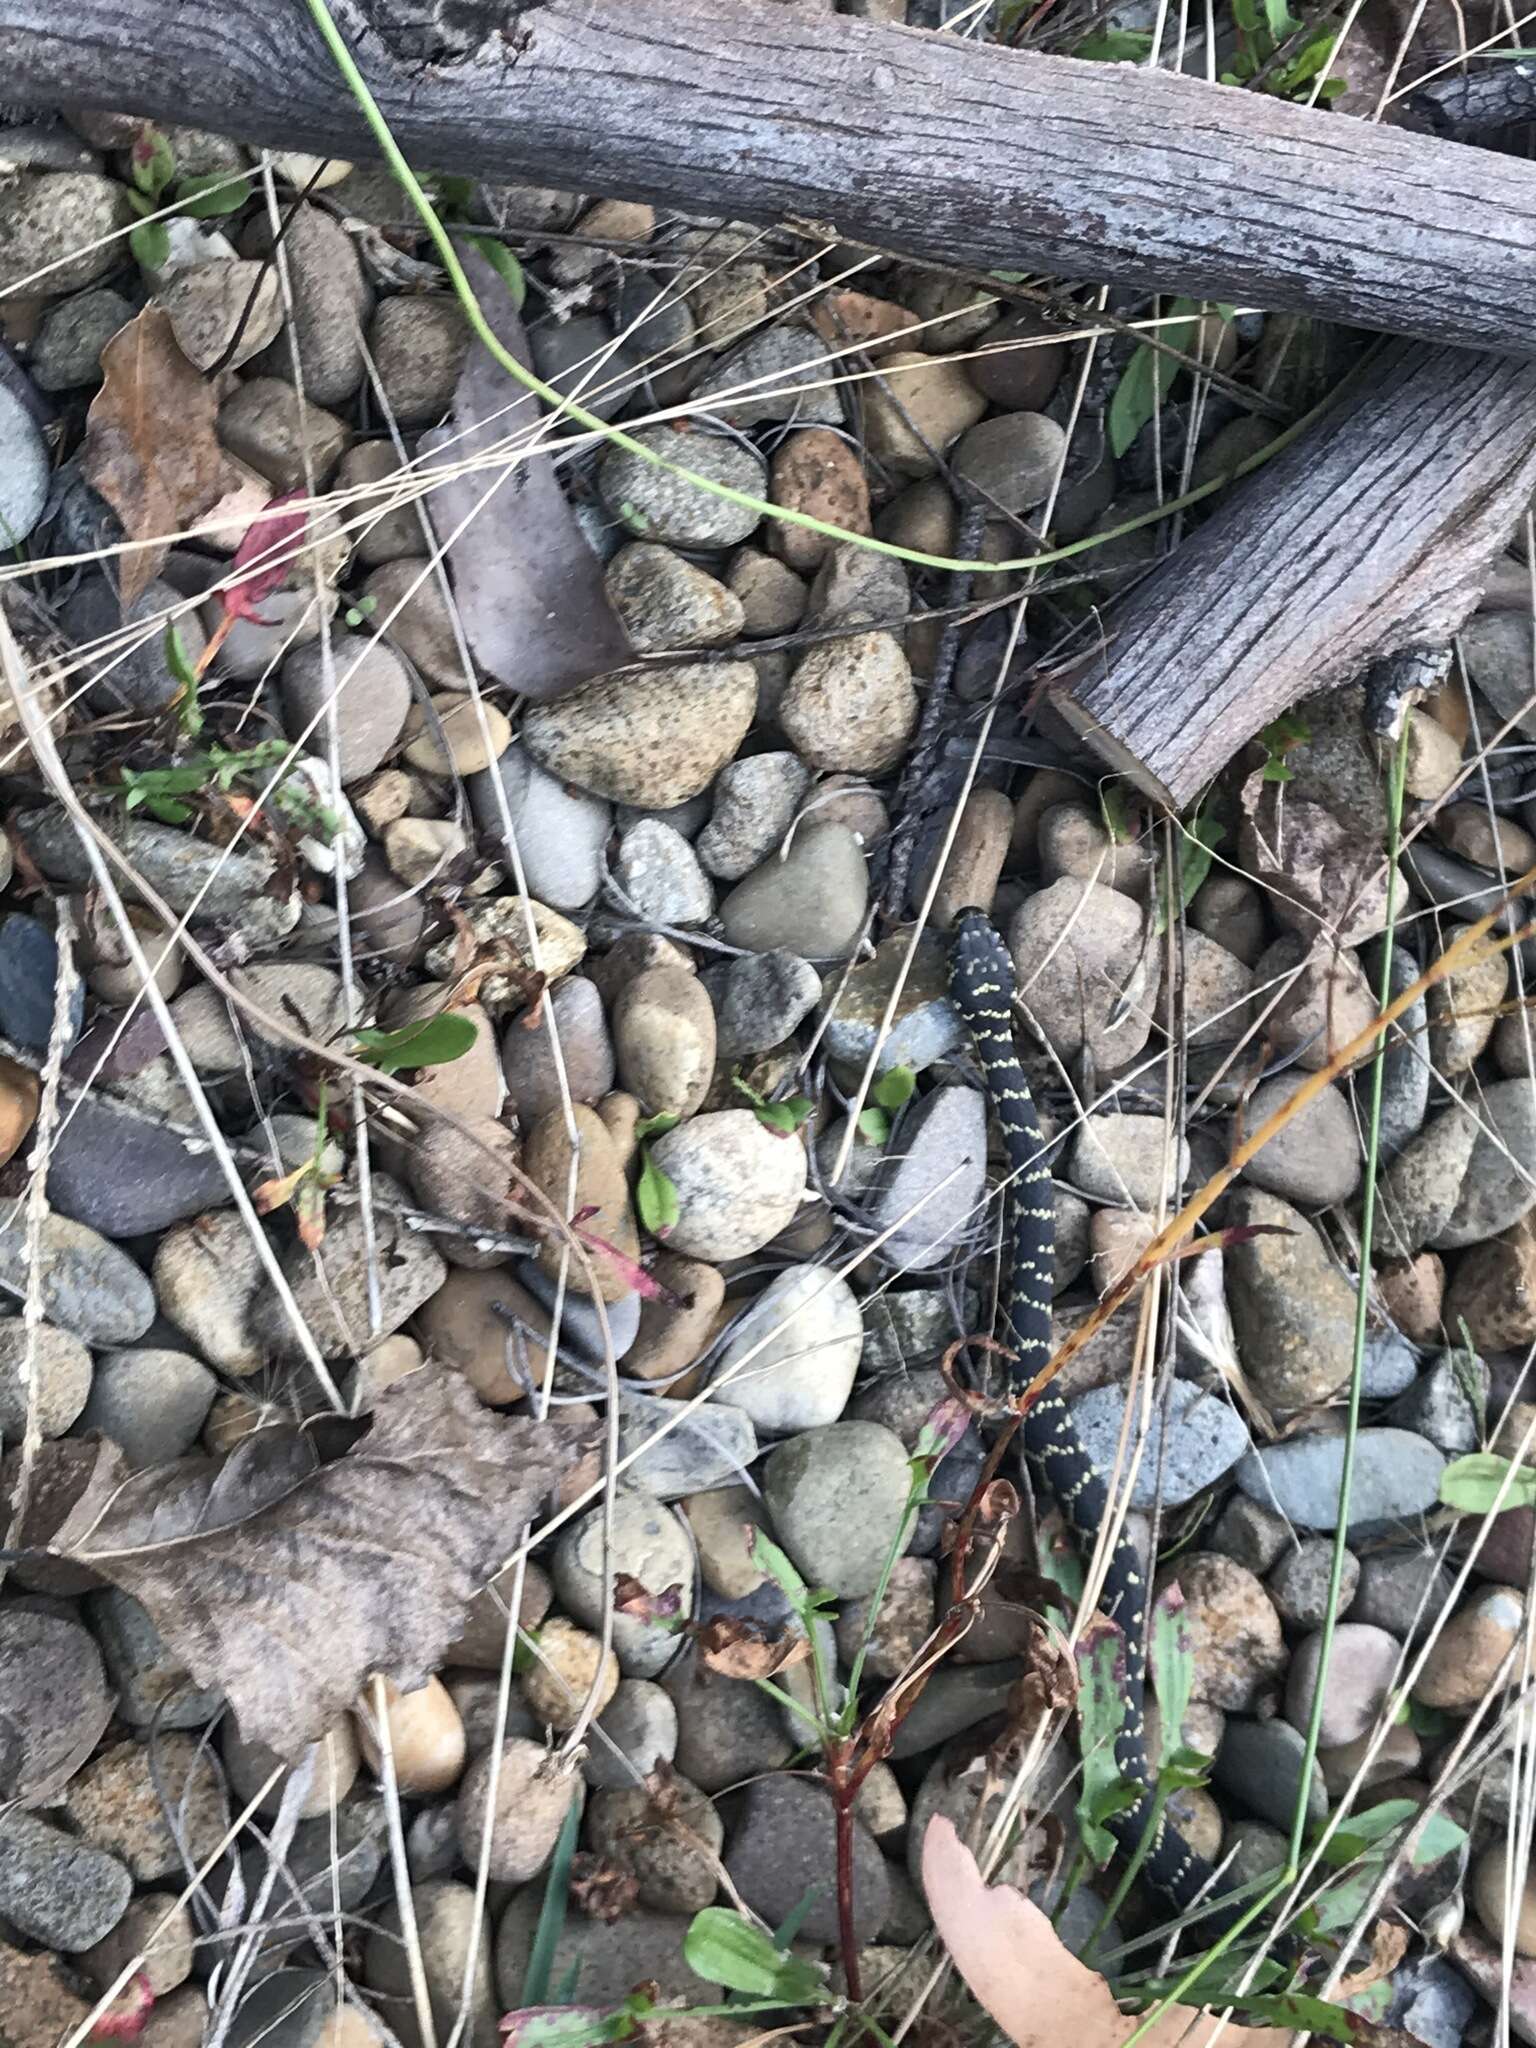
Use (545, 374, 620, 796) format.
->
(0, 1055, 38, 1169)
(355, 1674, 467, 1795)
(523, 1615, 620, 1732)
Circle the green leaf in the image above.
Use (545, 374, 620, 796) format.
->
(467, 232, 527, 310)
(1258, 708, 1310, 782)
(129, 219, 171, 272)
(354, 1011, 478, 1073)
(164, 623, 202, 739)
(1439, 1451, 1536, 1515)
(521, 1795, 582, 2006)
(1408, 1699, 1451, 1738)
(1214, 302, 1238, 322)
(1073, 1621, 1128, 1864)
(1100, 780, 1134, 845)
(144, 794, 194, 825)
(1262, 0, 1302, 41)
(1234, 1992, 1378, 2044)
(871, 1064, 917, 1112)
(749, 1528, 815, 1610)
(130, 123, 176, 197)
(124, 187, 156, 218)
(1148, 1583, 1197, 1771)
(1155, 802, 1224, 933)
(1073, 27, 1155, 57)
(683, 1909, 829, 2005)
(1107, 297, 1200, 459)
(856, 1107, 890, 1146)
(635, 1150, 680, 1238)
(633, 1111, 681, 1143)
(176, 170, 253, 217)
(732, 1077, 814, 1135)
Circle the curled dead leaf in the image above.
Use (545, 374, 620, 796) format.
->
(921, 1817, 1292, 2048)
(613, 1574, 683, 1624)
(83, 307, 224, 605)
(568, 1852, 641, 1923)
(694, 1615, 811, 1682)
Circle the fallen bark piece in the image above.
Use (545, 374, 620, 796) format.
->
(14, 0, 1536, 354)
(1054, 340, 1536, 810)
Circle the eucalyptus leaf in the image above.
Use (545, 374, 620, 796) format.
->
(354, 1011, 478, 1073)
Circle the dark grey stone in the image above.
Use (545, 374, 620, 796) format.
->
(0, 1809, 130, 1950)
(1236, 1428, 1445, 1532)
(0, 911, 82, 1050)
(46, 1094, 229, 1236)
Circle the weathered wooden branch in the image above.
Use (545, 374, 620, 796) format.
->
(1052, 340, 1536, 809)
(7, 0, 1536, 355)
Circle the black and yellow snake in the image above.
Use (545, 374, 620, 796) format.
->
(948, 907, 1217, 1925)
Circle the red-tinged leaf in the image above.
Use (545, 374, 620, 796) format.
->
(224, 490, 309, 624)
(571, 1225, 674, 1303)
(916, 1396, 973, 1462)
(83, 308, 224, 605)
(613, 1573, 683, 1623)
(89, 1971, 155, 2038)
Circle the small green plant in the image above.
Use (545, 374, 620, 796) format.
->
(353, 1010, 478, 1074)
(1108, 298, 1234, 458)
(164, 623, 203, 739)
(124, 121, 252, 270)
(343, 594, 379, 628)
(253, 1084, 342, 1249)
(431, 172, 528, 307)
(633, 1111, 681, 1238)
(731, 1074, 813, 1136)
(855, 1063, 916, 1146)
(1222, 0, 1346, 100)
(117, 738, 296, 825)
(1155, 797, 1224, 932)
(1074, 27, 1156, 57)
(1258, 709, 1310, 782)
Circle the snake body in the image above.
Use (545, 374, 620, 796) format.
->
(947, 908, 1215, 1921)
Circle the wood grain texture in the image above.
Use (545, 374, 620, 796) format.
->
(6, 0, 1536, 352)
(1054, 340, 1536, 808)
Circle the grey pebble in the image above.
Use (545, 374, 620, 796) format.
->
(1350, 1546, 1456, 1642)
(1208, 1493, 1290, 1575)
(1431, 1080, 1536, 1249)
(696, 754, 810, 881)
(664, 1648, 794, 1791)
(76, 1347, 217, 1468)
(695, 325, 843, 428)
(516, 1257, 642, 1364)
(31, 286, 134, 392)
(614, 818, 714, 925)
(0, 1213, 154, 1346)
(91, 1589, 223, 1730)
(616, 1387, 757, 1500)
(0, 1809, 130, 1950)
(869, 1084, 987, 1272)
(719, 821, 869, 958)
(715, 949, 822, 1058)
(1360, 1325, 1420, 1399)
(0, 379, 49, 545)
(1213, 1715, 1327, 1830)
(1236, 1427, 1445, 1531)
(762, 1421, 911, 1598)
(1069, 1378, 1249, 1509)
(500, 976, 615, 1122)
(1364, 941, 1429, 1162)
(600, 425, 767, 548)
(471, 746, 611, 912)
(1221, 1817, 1289, 1891)
(0, 911, 82, 1050)
(1387, 1955, 1478, 2048)
(225, 1970, 334, 2048)
(724, 1775, 887, 1947)
(583, 1679, 678, 1790)
(1269, 1536, 1359, 1629)
(21, 807, 289, 933)
(1387, 1349, 1488, 1454)
(45, 1093, 229, 1237)
(889, 1658, 1030, 1760)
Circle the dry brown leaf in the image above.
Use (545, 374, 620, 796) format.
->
(921, 1817, 1292, 2048)
(37, 1366, 588, 1756)
(84, 305, 224, 604)
(1336, 1919, 1409, 2000)
(694, 1614, 812, 1681)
